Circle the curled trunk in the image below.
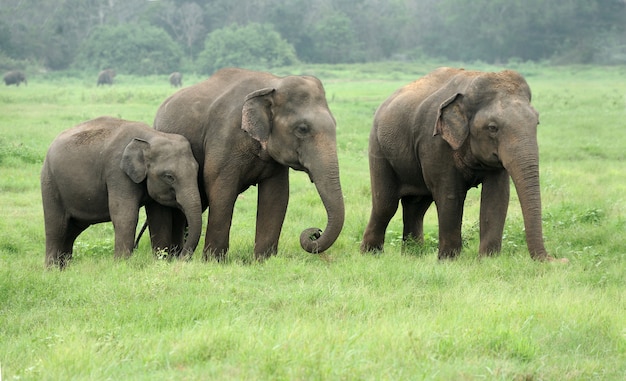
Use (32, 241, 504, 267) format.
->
(299, 163, 345, 254)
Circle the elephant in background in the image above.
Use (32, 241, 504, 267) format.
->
(150, 67, 345, 261)
(97, 69, 116, 86)
(169, 72, 182, 87)
(3, 70, 27, 86)
(41, 116, 203, 269)
(361, 67, 566, 262)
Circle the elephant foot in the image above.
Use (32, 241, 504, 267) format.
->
(545, 255, 569, 264)
(254, 249, 277, 262)
(202, 247, 227, 263)
(478, 249, 500, 258)
(437, 249, 460, 260)
(46, 251, 72, 270)
(359, 241, 383, 253)
(530, 250, 569, 263)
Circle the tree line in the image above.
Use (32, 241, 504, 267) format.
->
(1, 0, 624, 75)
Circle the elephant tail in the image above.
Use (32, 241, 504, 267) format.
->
(134, 220, 149, 250)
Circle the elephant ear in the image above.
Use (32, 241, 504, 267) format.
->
(121, 138, 150, 183)
(434, 93, 469, 151)
(241, 88, 275, 150)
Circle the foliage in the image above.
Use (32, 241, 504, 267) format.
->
(197, 23, 298, 74)
(422, 0, 626, 63)
(302, 12, 364, 64)
(145, 0, 207, 60)
(0, 52, 29, 74)
(1, 0, 625, 71)
(74, 23, 183, 75)
(0, 63, 626, 379)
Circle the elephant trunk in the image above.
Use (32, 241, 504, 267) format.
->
(300, 157, 345, 254)
(501, 143, 550, 261)
(178, 189, 203, 258)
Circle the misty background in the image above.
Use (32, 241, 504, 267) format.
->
(1, 0, 625, 75)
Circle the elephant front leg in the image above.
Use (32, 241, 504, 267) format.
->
(434, 189, 466, 259)
(203, 185, 237, 261)
(478, 170, 510, 256)
(145, 203, 174, 254)
(254, 170, 289, 260)
(110, 199, 141, 258)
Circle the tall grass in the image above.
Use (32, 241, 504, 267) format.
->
(0, 63, 625, 380)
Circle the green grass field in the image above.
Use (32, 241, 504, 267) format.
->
(1, 62, 625, 380)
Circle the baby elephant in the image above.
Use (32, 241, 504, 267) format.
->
(41, 116, 203, 269)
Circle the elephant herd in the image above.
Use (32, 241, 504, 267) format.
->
(4, 69, 182, 88)
(41, 67, 567, 269)
(96, 69, 182, 87)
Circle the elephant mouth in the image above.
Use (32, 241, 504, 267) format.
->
(488, 153, 503, 167)
(289, 163, 314, 182)
(301, 168, 315, 183)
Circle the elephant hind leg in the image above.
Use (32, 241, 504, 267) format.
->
(45, 218, 87, 269)
(62, 220, 89, 265)
(401, 195, 433, 243)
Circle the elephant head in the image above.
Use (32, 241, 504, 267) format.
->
(241, 76, 345, 253)
(434, 70, 553, 260)
(121, 137, 202, 256)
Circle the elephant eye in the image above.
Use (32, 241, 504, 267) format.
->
(294, 123, 310, 137)
(487, 123, 499, 134)
(162, 172, 176, 184)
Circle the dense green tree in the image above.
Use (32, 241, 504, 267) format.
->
(197, 22, 298, 74)
(0, 21, 14, 58)
(421, 0, 626, 63)
(74, 23, 183, 75)
(0, 0, 624, 69)
(303, 12, 363, 63)
(144, 1, 207, 60)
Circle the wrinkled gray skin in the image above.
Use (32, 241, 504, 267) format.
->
(41, 116, 203, 269)
(361, 67, 566, 262)
(3, 70, 27, 86)
(151, 67, 345, 261)
(169, 72, 182, 87)
(97, 69, 116, 86)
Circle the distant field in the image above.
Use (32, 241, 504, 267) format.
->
(1, 62, 625, 380)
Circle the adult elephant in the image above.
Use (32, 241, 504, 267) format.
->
(97, 69, 115, 86)
(360, 67, 566, 262)
(150, 67, 345, 260)
(169, 72, 182, 87)
(3, 70, 27, 86)
(41, 116, 203, 269)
